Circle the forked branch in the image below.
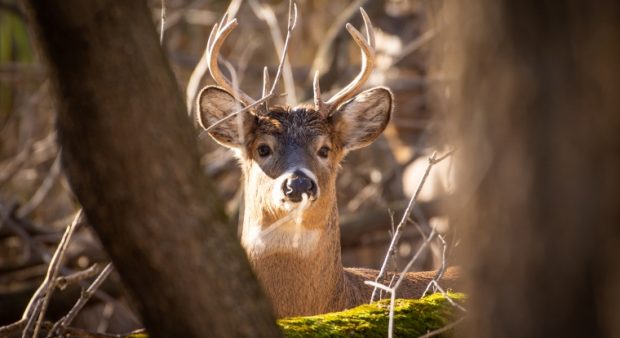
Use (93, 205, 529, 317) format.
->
(370, 150, 455, 303)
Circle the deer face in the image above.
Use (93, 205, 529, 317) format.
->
(197, 86, 392, 227)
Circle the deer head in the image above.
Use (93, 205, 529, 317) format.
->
(196, 8, 392, 243)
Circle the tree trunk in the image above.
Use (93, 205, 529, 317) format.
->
(443, 0, 620, 337)
(23, 1, 281, 337)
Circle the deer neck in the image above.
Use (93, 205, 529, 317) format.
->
(240, 188, 351, 317)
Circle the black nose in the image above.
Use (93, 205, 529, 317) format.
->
(282, 171, 317, 202)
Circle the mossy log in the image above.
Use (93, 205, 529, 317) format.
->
(278, 293, 465, 337)
(125, 293, 465, 338)
(0, 293, 464, 337)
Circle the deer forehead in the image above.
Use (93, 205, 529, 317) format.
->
(251, 106, 335, 147)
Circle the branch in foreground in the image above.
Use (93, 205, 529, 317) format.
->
(371, 150, 455, 302)
(48, 263, 114, 338)
(22, 210, 83, 338)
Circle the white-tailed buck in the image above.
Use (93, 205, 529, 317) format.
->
(197, 6, 458, 317)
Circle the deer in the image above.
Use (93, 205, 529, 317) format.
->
(196, 6, 459, 318)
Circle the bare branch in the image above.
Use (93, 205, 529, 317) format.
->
(23, 210, 83, 338)
(391, 228, 437, 291)
(204, 93, 276, 133)
(364, 225, 438, 338)
(47, 263, 114, 338)
(391, 29, 436, 67)
(249, 0, 298, 104)
(55, 263, 102, 290)
(425, 280, 467, 313)
(417, 316, 466, 338)
(269, 0, 297, 98)
(159, 0, 166, 44)
(422, 234, 448, 297)
(370, 150, 455, 302)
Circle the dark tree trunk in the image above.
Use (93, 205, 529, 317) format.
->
(443, 0, 620, 337)
(23, 1, 281, 337)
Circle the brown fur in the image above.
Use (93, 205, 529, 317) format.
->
(246, 205, 460, 317)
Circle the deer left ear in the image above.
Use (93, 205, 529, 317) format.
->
(331, 87, 393, 151)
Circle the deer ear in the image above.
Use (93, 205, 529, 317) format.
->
(331, 87, 392, 151)
(197, 86, 255, 149)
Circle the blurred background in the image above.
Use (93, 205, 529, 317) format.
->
(0, 0, 456, 333)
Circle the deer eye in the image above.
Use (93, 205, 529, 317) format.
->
(317, 146, 330, 158)
(257, 144, 272, 157)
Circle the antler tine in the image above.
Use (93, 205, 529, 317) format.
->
(313, 71, 325, 113)
(262, 66, 270, 98)
(205, 12, 229, 62)
(316, 8, 376, 115)
(208, 16, 255, 105)
(360, 7, 375, 49)
(261, 66, 271, 113)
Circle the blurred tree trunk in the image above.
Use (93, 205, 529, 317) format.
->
(443, 0, 620, 337)
(23, 1, 281, 337)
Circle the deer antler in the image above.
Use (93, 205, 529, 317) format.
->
(207, 14, 256, 106)
(314, 8, 376, 117)
(207, 2, 298, 113)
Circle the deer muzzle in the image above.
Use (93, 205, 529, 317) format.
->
(282, 170, 318, 202)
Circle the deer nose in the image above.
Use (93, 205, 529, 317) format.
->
(282, 171, 317, 202)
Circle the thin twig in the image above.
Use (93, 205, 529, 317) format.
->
(364, 225, 439, 338)
(248, 0, 297, 104)
(370, 150, 455, 302)
(47, 263, 114, 338)
(417, 316, 466, 338)
(391, 29, 436, 67)
(22, 299, 42, 338)
(159, 0, 166, 44)
(390, 229, 436, 338)
(204, 93, 275, 132)
(426, 280, 467, 313)
(24, 210, 83, 338)
(267, 0, 297, 99)
(56, 263, 102, 290)
(422, 234, 447, 297)
(391, 227, 437, 291)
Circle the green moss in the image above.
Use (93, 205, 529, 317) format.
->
(279, 293, 466, 338)
(125, 334, 148, 338)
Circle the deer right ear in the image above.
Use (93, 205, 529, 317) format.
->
(330, 87, 393, 152)
(197, 86, 255, 149)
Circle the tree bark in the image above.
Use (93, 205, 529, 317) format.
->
(23, 1, 281, 337)
(443, 0, 620, 337)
